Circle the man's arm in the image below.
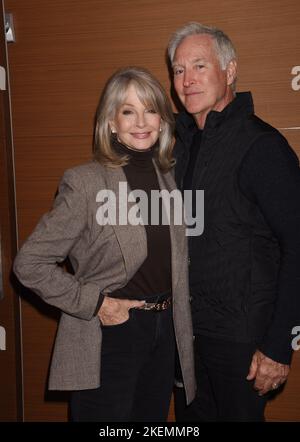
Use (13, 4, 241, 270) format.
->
(239, 132, 300, 394)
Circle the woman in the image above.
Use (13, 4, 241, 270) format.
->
(14, 67, 195, 422)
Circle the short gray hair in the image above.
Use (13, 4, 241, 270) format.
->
(168, 22, 237, 70)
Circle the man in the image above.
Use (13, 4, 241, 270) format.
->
(168, 22, 300, 421)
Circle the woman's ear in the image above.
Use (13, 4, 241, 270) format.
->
(109, 122, 116, 134)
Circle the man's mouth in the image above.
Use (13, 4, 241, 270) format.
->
(185, 91, 203, 96)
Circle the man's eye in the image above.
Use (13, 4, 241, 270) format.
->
(196, 65, 204, 69)
(173, 68, 183, 76)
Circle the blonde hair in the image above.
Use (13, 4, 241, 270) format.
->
(93, 67, 175, 172)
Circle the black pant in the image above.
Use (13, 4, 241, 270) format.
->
(70, 306, 175, 422)
(175, 335, 267, 422)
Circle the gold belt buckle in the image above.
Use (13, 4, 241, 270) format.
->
(142, 302, 156, 311)
(139, 296, 171, 311)
(155, 297, 171, 311)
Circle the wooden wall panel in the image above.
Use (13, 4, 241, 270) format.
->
(5, 0, 300, 421)
(280, 130, 300, 158)
(0, 0, 22, 421)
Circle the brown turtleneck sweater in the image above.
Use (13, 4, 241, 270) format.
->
(94, 139, 172, 312)
(112, 139, 172, 299)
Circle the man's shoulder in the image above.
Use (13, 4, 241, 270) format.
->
(245, 114, 280, 135)
(241, 114, 289, 147)
(241, 116, 299, 167)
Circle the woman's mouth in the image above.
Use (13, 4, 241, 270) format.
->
(131, 132, 151, 139)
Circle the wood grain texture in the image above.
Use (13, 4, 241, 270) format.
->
(5, 0, 300, 421)
(0, 0, 22, 421)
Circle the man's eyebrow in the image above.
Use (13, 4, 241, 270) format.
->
(172, 57, 206, 67)
(192, 58, 206, 63)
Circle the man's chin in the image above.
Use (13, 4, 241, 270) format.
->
(183, 103, 204, 115)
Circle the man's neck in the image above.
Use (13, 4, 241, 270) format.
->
(194, 90, 235, 129)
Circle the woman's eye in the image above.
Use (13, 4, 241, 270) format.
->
(146, 109, 157, 114)
(122, 109, 133, 115)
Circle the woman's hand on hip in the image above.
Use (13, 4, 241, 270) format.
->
(98, 296, 145, 326)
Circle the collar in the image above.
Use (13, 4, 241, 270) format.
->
(112, 136, 157, 171)
(176, 91, 254, 137)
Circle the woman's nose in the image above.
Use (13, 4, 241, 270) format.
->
(136, 113, 146, 127)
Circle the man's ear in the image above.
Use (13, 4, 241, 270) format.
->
(226, 59, 237, 87)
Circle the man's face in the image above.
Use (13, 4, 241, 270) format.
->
(172, 34, 236, 127)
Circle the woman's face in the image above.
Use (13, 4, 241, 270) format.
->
(110, 84, 161, 150)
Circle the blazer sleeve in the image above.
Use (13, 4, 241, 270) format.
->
(14, 168, 102, 321)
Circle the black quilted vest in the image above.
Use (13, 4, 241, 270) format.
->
(175, 92, 280, 343)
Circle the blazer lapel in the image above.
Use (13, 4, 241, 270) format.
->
(153, 161, 186, 292)
(103, 166, 147, 283)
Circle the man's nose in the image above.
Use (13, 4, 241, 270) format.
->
(183, 70, 195, 87)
